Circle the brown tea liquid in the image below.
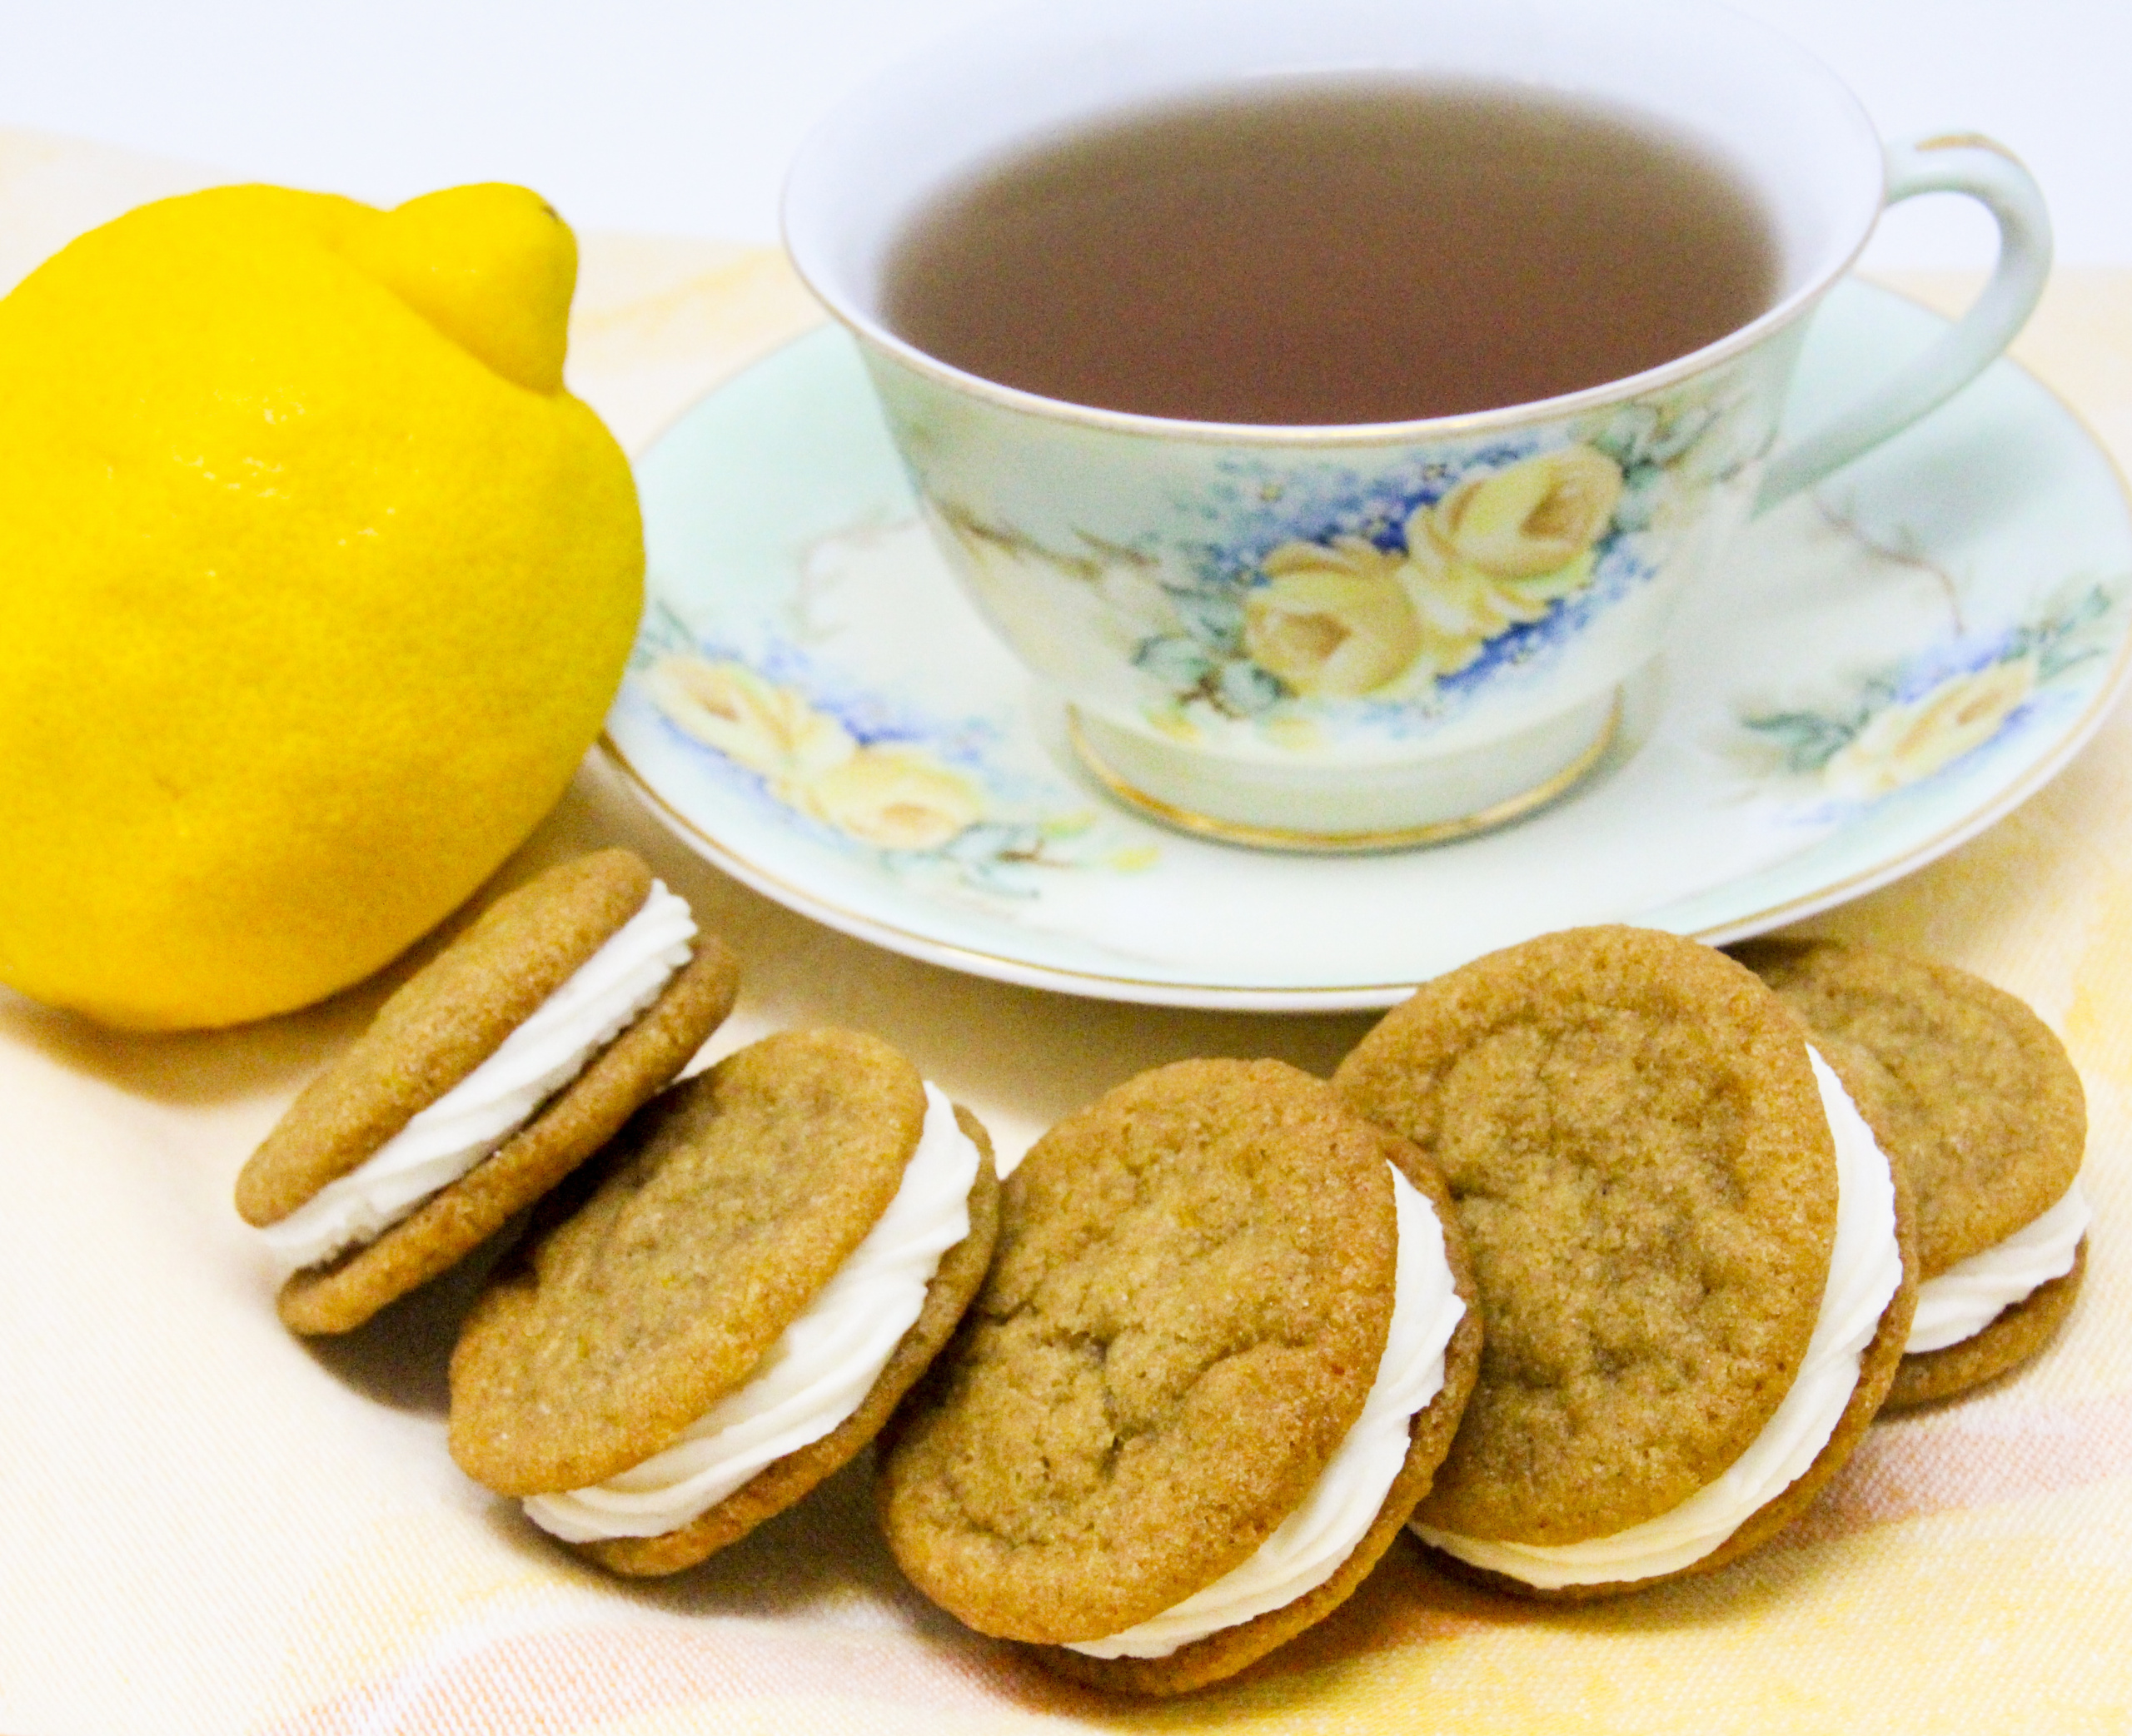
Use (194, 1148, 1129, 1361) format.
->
(881, 77, 1780, 425)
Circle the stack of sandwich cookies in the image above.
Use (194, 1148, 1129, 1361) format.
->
(877, 1059, 1481, 1696)
(1335, 927, 1915, 1597)
(235, 849, 740, 1335)
(1731, 938, 2090, 1410)
(447, 1028, 999, 1574)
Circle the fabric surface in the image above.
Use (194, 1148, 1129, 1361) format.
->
(1, 127, 2126, 1735)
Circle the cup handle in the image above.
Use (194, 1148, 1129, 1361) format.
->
(1754, 134, 2052, 515)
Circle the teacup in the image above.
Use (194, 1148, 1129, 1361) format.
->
(784, 0, 2049, 849)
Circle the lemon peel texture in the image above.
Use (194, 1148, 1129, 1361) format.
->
(0, 182, 644, 1029)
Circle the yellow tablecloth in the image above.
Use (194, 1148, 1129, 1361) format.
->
(2, 129, 2126, 1736)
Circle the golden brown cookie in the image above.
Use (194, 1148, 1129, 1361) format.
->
(235, 848, 738, 1334)
(1335, 925, 1916, 1598)
(1730, 937, 2088, 1409)
(877, 1058, 1481, 1695)
(449, 1029, 999, 1575)
(586, 1111, 1001, 1576)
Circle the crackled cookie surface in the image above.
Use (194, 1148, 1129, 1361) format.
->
(879, 1058, 1402, 1651)
(279, 943, 738, 1334)
(1335, 926, 1846, 1547)
(239, 848, 659, 1226)
(1033, 1115, 1482, 1698)
(1731, 938, 2084, 1273)
(450, 1027, 929, 1496)
(585, 1107, 1001, 1576)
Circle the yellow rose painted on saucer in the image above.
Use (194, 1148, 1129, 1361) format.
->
(651, 654, 983, 852)
(1823, 656, 2039, 798)
(0, 182, 642, 1030)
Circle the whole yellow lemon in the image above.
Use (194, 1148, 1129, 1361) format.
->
(0, 183, 643, 1030)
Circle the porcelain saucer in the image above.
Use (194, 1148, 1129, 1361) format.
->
(602, 282, 2132, 1012)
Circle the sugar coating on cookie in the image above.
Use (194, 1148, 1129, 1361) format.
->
(575, 1114, 1000, 1577)
(1063, 1158, 1464, 1660)
(261, 878, 697, 1269)
(879, 1057, 1459, 1671)
(1034, 1117, 1482, 1697)
(1337, 927, 1847, 1549)
(524, 1081, 988, 1552)
(1728, 938, 2085, 1276)
(449, 1027, 932, 1497)
(1407, 1046, 1903, 1588)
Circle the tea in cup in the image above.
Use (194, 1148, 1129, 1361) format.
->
(785, 0, 2049, 848)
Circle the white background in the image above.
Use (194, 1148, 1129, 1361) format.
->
(0, 0, 2124, 270)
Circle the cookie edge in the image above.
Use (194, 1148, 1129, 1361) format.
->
(275, 934, 740, 1335)
(1883, 1234, 2088, 1410)
(236, 848, 655, 1225)
(1031, 1132, 1483, 1695)
(582, 1107, 1003, 1575)
(1420, 1102, 1920, 1600)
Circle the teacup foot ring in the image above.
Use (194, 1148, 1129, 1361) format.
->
(1066, 692, 1622, 854)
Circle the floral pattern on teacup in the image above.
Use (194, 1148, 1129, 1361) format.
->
(1238, 445, 1623, 699)
(1131, 441, 1639, 729)
(924, 378, 1746, 751)
(1431, 442, 1625, 576)
(1734, 579, 2124, 803)
(644, 645, 1158, 895)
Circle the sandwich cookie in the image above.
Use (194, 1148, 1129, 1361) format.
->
(236, 848, 739, 1335)
(1335, 926, 1915, 1597)
(877, 1059, 1481, 1696)
(448, 1027, 999, 1575)
(1731, 938, 2090, 1410)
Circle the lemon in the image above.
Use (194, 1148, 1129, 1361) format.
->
(0, 183, 643, 1030)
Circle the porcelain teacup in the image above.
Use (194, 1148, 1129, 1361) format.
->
(785, 0, 2050, 849)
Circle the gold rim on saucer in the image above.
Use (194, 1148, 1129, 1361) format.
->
(1064, 693, 1623, 853)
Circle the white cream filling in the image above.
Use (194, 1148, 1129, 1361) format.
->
(1906, 1179, 2090, 1353)
(525, 1081, 980, 1543)
(262, 882, 697, 1271)
(1066, 1163, 1466, 1659)
(1413, 1047, 1901, 1589)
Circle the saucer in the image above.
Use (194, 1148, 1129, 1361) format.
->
(602, 281, 2132, 1012)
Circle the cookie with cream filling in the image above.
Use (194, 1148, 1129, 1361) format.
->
(235, 848, 739, 1335)
(877, 1058, 1481, 1695)
(449, 1027, 999, 1575)
(1336, 926, 1917, 1598)
(1729, 937, 2089, 1410)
